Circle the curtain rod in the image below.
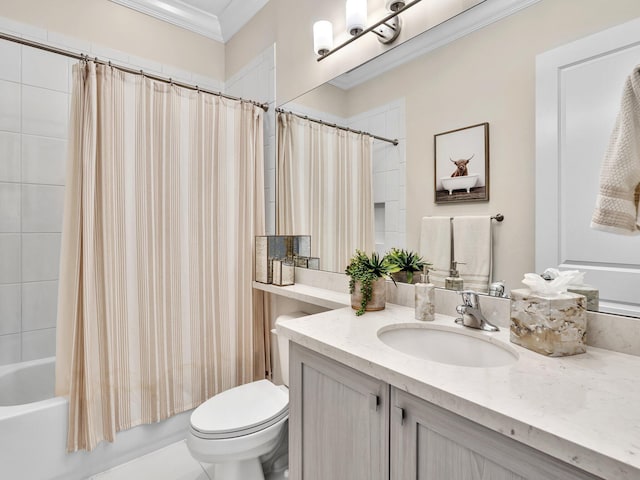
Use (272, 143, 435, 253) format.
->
(276, 108, 399, 146)
(0, 31, 270, 112)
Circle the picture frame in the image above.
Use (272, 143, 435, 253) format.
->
(434, 122, 489, 204)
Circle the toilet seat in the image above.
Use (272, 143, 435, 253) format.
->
(190, 380, 289, 440)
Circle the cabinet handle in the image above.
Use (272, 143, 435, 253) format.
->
(369, 393, 379, 411)
(394, 406, 405, 425)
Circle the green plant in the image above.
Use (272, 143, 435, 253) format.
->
(385, 248, 431, 284)
(345, 250, 394, 316)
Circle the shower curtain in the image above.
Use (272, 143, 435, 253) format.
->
(276, 112, 374, 272)
(55, 61, 267, 452)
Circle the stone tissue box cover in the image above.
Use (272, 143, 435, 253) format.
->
(510, 289, 587, 357)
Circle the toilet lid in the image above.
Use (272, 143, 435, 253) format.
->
(190, 380, 288, 439)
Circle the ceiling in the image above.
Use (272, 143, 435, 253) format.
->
(109, 0, 269, 42)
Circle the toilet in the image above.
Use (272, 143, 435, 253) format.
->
(186, 311, 306, 480)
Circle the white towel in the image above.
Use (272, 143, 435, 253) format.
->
(419, 216, 451, 288)
(591, 65, 640, 234)
(452, 216, 492, 293)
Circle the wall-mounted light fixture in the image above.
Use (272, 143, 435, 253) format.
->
(313, 0, 422, 61)
(346, 0, 367, 36)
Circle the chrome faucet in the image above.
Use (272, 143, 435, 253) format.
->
(455, 290, 499, 332)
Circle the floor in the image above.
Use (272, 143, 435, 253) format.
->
(89, 440, 287, 480)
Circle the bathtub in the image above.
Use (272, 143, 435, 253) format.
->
(440, 173, 479, 194)
(0, 357, 192, 480)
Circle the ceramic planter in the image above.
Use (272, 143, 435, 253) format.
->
(351, 277, 386, 312)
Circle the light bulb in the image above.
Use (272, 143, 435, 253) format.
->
(313, 20, 333, 56)
(385, 0, 406, 12)
(346, 0, 367, 36)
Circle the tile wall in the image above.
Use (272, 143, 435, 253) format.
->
(0, 17, 223, 366)
(225, 45, 277, 234)
(0, 39, 69, 365)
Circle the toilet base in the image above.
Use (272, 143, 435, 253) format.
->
(213, 458, 265, 480)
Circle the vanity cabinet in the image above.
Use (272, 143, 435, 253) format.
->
(289, 343, 389, 480)
(290, 343, 601, 480)
(391, 388, 601, 480)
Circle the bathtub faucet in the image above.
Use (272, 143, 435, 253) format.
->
(454, 290, 499, 332)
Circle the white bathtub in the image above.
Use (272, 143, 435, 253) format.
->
(0, 357, 192, 480)
(440, 173, 479, 194)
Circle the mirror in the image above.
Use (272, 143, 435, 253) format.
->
(275, 3, 640, 318)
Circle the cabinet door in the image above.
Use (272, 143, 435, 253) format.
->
(289, 343, 389, 480)
(391, 388, 601, 480)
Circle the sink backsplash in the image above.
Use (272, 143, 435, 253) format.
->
(293, 268, 640, 357)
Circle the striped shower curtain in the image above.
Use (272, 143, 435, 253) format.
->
(276, 112, 374, 272)
(55, 61, 267, 451)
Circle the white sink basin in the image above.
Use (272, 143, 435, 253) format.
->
(377, 324, 518, 368)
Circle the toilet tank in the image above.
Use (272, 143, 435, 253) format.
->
(273, 312, 308, 386)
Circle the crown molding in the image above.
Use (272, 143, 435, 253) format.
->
(109, 0, 268, 42)
(330, 0, 541, 90)
(219, 0, 269, 41)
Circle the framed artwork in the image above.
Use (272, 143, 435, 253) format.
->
(434, 122, 489, 203)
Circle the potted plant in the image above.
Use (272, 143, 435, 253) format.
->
(385, 248, 431, 284)
(345, 250, 395, 316)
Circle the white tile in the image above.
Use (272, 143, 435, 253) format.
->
(0, 131, 20, 182)
(385, 200, 400, 232)
(192, 74, 222, 92)
(90, 44, 129, 63)
(0, 17, 46, 41)
(0, 183, 20, 232)
(22, 135, 67, 185)
(386, 107, 402, 140)
(0, 40, 20, 82)
(0, 234, 20, 284)
(0, 80, 21, 132)
(266, 201, 276, 236)
(22, 281, 58, 331)
(94, 440, 209, 480)
(399, 185, 406, 210)
(265, 167, 275, 193)
(373, 172, 386, 204)
(21, 327, 56, 361)
(46, 32, 91, 55)
(385, 170, 400, 202)
(370, 112, 386, 137)
(0, 333, 21, 366)
(22, 233, 61, 282)
(385, 231, 400, 249)
(22, 45, 69, 92)
(22, 184, 65, 232)
(265, 142, 275, 171)
(373, 144, 386, 173)
(387, 143, 401, 171)
(22, 86, 69, 138)
(0, 284, 21, 335)
(399, 210, 407, 237)
(160, 65, 193, 84)
(127, 55, 163, 75)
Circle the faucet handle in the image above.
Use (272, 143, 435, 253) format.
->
(459, 290, 479, 308)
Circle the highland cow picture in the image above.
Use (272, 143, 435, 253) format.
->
(434, 123, 489, 203)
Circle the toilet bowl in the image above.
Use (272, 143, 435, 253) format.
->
(186, 311, 307, 480)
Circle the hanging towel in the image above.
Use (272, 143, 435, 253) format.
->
(452, 216, 492, 293)
(591, 65, 640, 234)
(419, 216, 451, 288)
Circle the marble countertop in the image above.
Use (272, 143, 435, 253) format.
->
(253, 281, 350, 309)
(277, 303, 640, 480)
